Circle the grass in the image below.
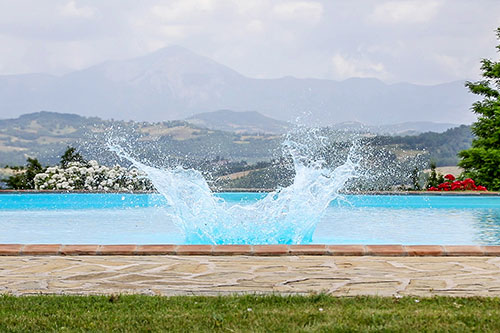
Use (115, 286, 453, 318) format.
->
(1, 294, 500, 332)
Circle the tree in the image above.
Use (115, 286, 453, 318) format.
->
(410, 167, 422, 191)
(458, 27, 500, 191)
(3, 157, 44, 189)
(60, 146, 87, 168)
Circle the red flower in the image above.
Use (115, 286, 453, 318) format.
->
(444, 174, 456, 181)
(463, 178, 475, 185)
(476, 185, 487, 191)
(438, 182, 451, 189)
(427, 186, 438, 191)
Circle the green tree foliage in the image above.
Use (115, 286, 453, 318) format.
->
(3, 158, 44, 189)
(425, 161, 445, 189)
(60, 146, 87, 168)
(377, 125, 474, 166)
(458, 27, 500, 190)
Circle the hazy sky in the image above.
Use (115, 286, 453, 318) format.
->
(0, 0, 499, 84)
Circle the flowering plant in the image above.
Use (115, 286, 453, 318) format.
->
(34, 161, 153, 191)
(427, 174, 487, 192)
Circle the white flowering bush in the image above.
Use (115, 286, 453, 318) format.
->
(34, 160, 153, 191)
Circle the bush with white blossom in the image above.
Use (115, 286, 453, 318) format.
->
(34, 160, 153, 191)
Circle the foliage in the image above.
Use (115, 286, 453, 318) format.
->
(60, 146, 87, 168)
(459, 27, 500, 191)
(2, 146, 153, 191)
(2, 295, 500, 332)
(34, 160, 153, 191)
(410, 167, 422, 190)
(2, 157, 44, 189)
(425, 161, 446, 189)
(379, 125, 474, 166)
(426, 162, 439, 188)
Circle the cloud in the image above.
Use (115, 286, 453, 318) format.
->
(246, 20, 265, 34)
(59, 1, 97, 19)
(331, 53, 387, 80)
(151, 0, 215, 21)
(273, 1, 323, 23)
(370, 0, 441, 24)
(0, 0, 499, 85)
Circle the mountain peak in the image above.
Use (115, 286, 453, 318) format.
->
(147, 45, 195, 57)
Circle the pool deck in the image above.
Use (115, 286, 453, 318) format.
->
(2, 245, 500, 297)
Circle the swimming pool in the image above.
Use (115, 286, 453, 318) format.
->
(1, 193, 499, 245)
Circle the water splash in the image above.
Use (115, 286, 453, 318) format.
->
(109, 128, 359, 244)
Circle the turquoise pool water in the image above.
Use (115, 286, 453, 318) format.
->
(1, 193, 500, 245)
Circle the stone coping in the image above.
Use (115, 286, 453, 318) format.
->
(1, 244, 500, 256)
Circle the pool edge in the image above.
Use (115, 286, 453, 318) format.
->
(1, 244, 499, 256)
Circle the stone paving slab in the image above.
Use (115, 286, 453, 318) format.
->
(2, 255, 500, 297)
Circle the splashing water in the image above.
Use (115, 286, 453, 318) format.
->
(109, 130, 359, 244)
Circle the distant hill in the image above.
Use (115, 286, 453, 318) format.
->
(376, 125, 474, 166)
(331, 121, 459, 135)
(186, 110, 290, 134)
(186, 110, 455, 135)
(0, 46, 477, 126)
(0, 111, 474, 168)
(0, 111, 280, 166)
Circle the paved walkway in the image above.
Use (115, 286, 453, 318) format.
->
(2, 255, 500, 297)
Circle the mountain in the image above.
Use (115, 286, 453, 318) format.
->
(186, 110, 290, 134)
(0, 46, 478, 125)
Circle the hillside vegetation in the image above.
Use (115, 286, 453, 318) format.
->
(0, 112, 281, 167)
(0, 112, 473, 190)
(375, 125, 474, 166)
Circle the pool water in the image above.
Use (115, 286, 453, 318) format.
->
(1, 193, 500, 245)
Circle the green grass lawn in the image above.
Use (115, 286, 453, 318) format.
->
(1, 294, 500, 332)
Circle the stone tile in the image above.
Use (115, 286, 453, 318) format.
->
(109, 274, 165, 283)
(444, 245, 484, 256)
(116, 264, 164, 273)
(98, 245, 137, 255)
(407, 279, 447, 290)
(289, 245, 328, 255)
(166, 263, 210, 274)
(254, 265, 289, 273)
(175, 245, 213, 255)
(60, 245, 99, 255)
(0, 244, 22, 255)
(252, 245, 288, 256)
(212, 245, 252, 255)
(405, 245, 444, 256)
(366, 245, 406, 256)
(22, 244, 61, 255)
(328, 245, 366, 256)
(135, 245, 176, 255)
(64, 272, 119, 281)
(482, 246, 500, 256)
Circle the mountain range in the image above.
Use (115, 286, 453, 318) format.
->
(0, 46, 477, 125)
